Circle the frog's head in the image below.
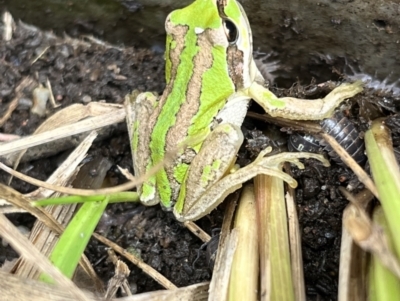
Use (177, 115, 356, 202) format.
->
(217, 0, 256, 89)
(165, 0, 256, 91)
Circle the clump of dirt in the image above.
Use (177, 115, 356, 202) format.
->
(1, 18, 399, 300)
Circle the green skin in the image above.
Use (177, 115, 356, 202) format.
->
(150, 3, 235, 205)
(128, 0, 363, 222)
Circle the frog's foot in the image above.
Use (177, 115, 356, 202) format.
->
(320, 81, 363, 117)
(251, 148, 330, 188)
(174, 147, 330, 222)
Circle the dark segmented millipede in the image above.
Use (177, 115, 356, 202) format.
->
(288, 111, 366, 165)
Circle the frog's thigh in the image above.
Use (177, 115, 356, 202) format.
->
(127, 91, 159, 204)
(182, 123, 243, 213)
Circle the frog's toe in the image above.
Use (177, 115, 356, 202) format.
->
(283, 158, 305, 170)
(259, 152, 329, 168)
(292, 152, 330, 167)
(260, 167, 298, 188)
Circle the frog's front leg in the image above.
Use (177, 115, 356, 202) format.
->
(247, 81, 363, 120)
(173, 124, 330, 222)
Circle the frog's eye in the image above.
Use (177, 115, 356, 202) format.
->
(222, 19, 238, 44)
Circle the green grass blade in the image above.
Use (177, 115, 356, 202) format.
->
(369, 206, 400, 300)
(33, 191, 139, 207)
(40, 197, 109, 283)
(365, 121, 400, 257)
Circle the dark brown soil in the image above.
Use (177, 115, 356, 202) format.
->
(1, 20, 399, 300)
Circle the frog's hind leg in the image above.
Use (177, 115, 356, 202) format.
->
(174, 145, 330, 222)
(174, 123, 244, 217)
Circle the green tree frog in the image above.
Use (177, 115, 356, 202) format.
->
(125, 0, 362, 221)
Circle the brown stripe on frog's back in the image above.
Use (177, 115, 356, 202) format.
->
(146, 24, 188, 136)
(143, 23, 188, 166)
(162, 29, 216, 197)
(164, 27, 235, 192)
(146, 22, 199, 204)
(164, 29, 216, 155)
(135, 23, 188, 205)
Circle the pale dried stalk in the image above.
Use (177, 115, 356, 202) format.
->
(285, 191, 305, 301)
(0, 269, 209, 301)
(338, 189, 373, 301)
(209, 192, 240, 301)
(228, 185, 259, 301)
(0, 105, 125, 156)
(255, 174, 295, 301)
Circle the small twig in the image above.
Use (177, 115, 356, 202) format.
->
(93, 233, 178, 290)
(0, 97, 19, 127)
(0, 147, 174, 196)
(320, 132, 379, 198)
(31, 46, 50, 65)
(46, 78, 61, 108)
(0, 77, 36, 127)
(183, 221, 212, 243)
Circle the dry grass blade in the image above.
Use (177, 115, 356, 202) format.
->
(0, 141, 175, 197)
(0, 131, 97, 209)
(2, 102, 122, 166)
(320, 132, 378, 198)
(255, 174, 295, 301)
(0, 184, 64, 233)
(0, 269, 209, 301)
(338, 189, 374, 301)
(228, 185, 259, 301)
(210, 230, 238, 301)
(0, 214, 90, 301)
(209, 192, 240, 301)
(45, 78, 60, 108)
(0, 105, 126, 156)
(116, 282, 209, 301)
(338, 227, 367, 301)
(26, 131, 99, 200)
(285, 190, 305, 301)
(0, 269, 98, 301)
(344, 203, 400, 278)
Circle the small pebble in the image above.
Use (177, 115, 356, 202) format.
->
(31, 85, 50, 117)
(82, 95, 92, 103)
